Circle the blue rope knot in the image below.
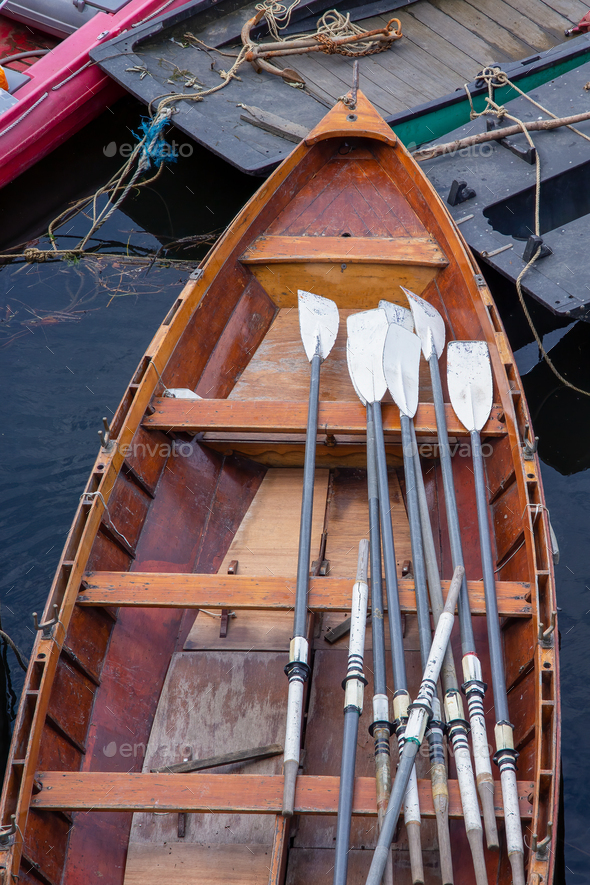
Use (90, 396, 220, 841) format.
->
(133, 113, 179, 169)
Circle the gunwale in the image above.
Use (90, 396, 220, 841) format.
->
(0, 92, 559, 885)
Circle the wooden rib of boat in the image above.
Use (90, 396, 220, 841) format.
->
(0, 91, 559, 885)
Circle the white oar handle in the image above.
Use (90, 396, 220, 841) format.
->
(344, 541, 369, 713)
(282, 636, 309, 816)
(462, 654, 498, 849)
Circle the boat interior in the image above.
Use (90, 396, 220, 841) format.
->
(0, 97, 558, 885)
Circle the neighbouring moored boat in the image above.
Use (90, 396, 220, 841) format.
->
(0, 91, 559, 885)
(0, 0, 187, 191)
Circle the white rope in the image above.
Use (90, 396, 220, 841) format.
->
(464, 68, 590, 397)
(52, 60, 94, 90)
(132, 0, 178, 28)
(255, 0, 302, 41)
(0, 92, 48, 138)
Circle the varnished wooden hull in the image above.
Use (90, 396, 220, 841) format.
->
(0, 94, 559, 885)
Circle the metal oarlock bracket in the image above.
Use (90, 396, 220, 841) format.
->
(33, 604, 59, 640)
(98, 417, 114, 452)
(0, 815, 16, 847)
(538, 612, 556, 648)
(532, 821, 552, 860)
(522, 423, 539, 460)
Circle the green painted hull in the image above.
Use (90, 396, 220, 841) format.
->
(391, 50, 590, 149)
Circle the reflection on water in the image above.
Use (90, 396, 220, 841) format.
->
(0, 94, 588, 880)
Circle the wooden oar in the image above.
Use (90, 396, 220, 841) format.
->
(447, 341, 526, 885)
(333, 540, 370, 885)
(382, 320, 454, 885)
(282, 289, 339, 817)
(347, 308, 422, 885)
(404, 287, 498, 863)
(365, 566, 464, 885)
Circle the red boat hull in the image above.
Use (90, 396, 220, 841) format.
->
(0, 0, 185, 190)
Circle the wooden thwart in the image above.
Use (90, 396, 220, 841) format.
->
(32, 772, 533, 817)
(79, 572, 532, 617)
(142, 399, 507, 436)
(241, 235, 448, 266)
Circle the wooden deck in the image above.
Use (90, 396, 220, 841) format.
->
(274, 0, 588, 116)
(91, 0, 589, 175)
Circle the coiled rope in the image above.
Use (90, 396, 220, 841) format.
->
(464, 67, 590, 397)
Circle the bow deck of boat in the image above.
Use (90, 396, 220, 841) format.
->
(0, 94, 558, 885)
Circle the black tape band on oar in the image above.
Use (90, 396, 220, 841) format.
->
(447, 341, 526, 885)
(283, 290, 339, 817)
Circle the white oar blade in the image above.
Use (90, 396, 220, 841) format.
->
(298, 289, 339, 362)
(447, 341, 493, 433)
(346, 309, 389, 405)
(378, 299, 414, 332)
(402, 287, 445, 361)
(383, 324, 421, 418)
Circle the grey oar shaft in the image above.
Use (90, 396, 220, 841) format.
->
(367, 404, 387, 696)
(471, 430, 509, 723)
(400, 415, 430, 669)
(333, 711, 360, 885)
(428, 353, 474, 654)
(334, 543, 369, 885)
(372, 403, 418, 885)
(372, 402, 406, 690)
(410, 423, 458, 692)
(294, 351, 321, 637)
(402, 415, 452, 884)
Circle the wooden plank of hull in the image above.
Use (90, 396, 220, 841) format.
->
(79, 572, 532, 617)
(31, 772, 534, 818)
(124, 843, 273, 885)
(142, 398, 507, 436)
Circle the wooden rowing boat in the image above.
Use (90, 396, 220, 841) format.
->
(0, 91, 559, 885)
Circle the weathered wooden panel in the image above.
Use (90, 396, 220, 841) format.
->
(267, 156, 428, 239)
(124, 843, 273, 885)
(46, 658, 95, 750)
(230, 308, 357, 404)
(484, 434, 516, 503)
(129, 650, 288, 846)
(195, 278, 276, 399)
(492, 479, 524, 566)
(503, 617, 535, 689)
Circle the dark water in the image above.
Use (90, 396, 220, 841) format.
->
(0, 97, 588, 879)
